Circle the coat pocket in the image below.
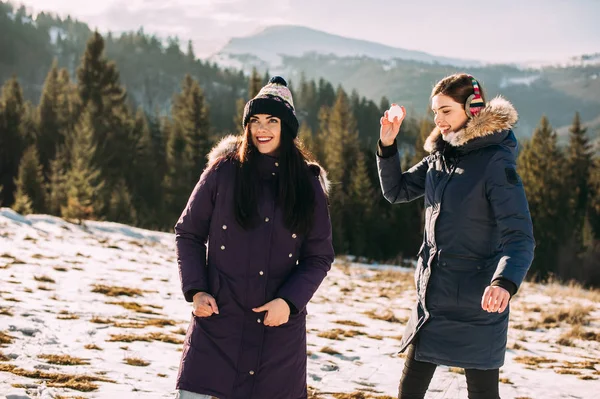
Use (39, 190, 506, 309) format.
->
(455, 259, 496, 310)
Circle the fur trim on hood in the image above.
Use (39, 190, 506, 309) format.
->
(424, 96, 518, 153)
(207, 135, 330, 195)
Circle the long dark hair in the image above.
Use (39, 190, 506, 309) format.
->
(233, 124, 317, 235)
(430, 73, 487, 106)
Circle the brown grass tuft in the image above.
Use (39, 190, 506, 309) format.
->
(34, 275, 56, 283)
(39, 354, 90, 366)
(108, 332, 183, 345)
(334, 320, 366, 327)
(92, 284, 143, 297)
(57, 310, 80, 320)
(363, 309, 406, 323)
(105, 301, 160, 314)
(320, 346, 341, 355)
(0, 331, 15, 346)
(0, 363, 115, 392)
(124, 357, 150, 367)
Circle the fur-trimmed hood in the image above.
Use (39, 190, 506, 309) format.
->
(207, 135, 330, 195)
(424, 96, 518, 153)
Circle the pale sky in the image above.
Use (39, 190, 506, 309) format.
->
(13, 0, 600, 63)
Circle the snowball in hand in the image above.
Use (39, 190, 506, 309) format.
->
(387, 105, 404, 122)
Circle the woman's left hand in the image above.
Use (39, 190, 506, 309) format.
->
(481, 286, 510, 313)
(252, 298, 291, 327)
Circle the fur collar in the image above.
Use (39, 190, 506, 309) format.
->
(207, 135, 330, 195)
(424, 96, 518, 153)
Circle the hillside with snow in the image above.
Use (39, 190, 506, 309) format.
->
(1, 209, 599, 398)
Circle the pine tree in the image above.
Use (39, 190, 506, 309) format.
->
(587, 158, 600, 241)
(47, 145, 68, 216)
(171, 74, 211, 174)
(298, 123, 315, 157)
(347, 149, 375, 256)
(162, 117, 195, 227)
(129, 108, 162, 227)
(12, 146, 46, 214)
(379, 96, 390, 114)
(76, 31, 132, 193)
(233, 97, 246, 132)
(108, 179, 137, 225)
(564, 112, 593, 245)
(186, 40, 196, 63)
(320, 87, 361, 252)
(0, 76, 26, 207)
(518, 116, 566, 279)
(37, 60, 72, 177)
(249, 68, 263, 98)
(412, 117, 435, 164)
(61, 110, 105, 224)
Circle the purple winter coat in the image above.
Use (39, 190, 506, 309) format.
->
(175, 136, 334, 399)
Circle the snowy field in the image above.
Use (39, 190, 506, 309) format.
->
(0, 208, 599, 399)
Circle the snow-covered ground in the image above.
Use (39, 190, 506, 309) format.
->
(1, 208, 599, 398)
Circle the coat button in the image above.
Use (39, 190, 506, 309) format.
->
(222, 225, 227, 230)
(292, 234, 297, 239)
(442, 261, 447, 266)
(249, 370, 255, 375)
(259, 271, 264, 276)
(265, 217, 270, 222)
(275, 162, 279, 167)
(272, 172, 276, 176)
(288, 253, 293, 258)
(220, 245, 225, 250)
(257, 318, 261, 323)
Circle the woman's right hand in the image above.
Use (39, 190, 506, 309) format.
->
(193, 292, 219, 317)
(380, 104, 406, 146)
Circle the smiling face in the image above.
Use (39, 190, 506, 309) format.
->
(248, 114, 282, 156)
(431, 94, 469, 135)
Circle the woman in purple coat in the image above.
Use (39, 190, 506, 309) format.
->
(174, 76, 334, 399)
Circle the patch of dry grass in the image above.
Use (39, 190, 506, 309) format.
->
(106, 301, 160, 315)
(334, 320, 366, 327)
(0, 307, 13, 316)
(317, 329, 366, 340)
(0, 351, 10, 361)
(543, 279, 600, 302)
(53, 266, 68, 272)
(499, 377, 513, 384)
(124, 357, 150, 366)
(362, 269, 413, 286)
(0, 331, 15, 346)
(173, 327, 187, 335)
(39, 354, 90, 366)
(4, 297, 21, 302)
(108, 332, 183, 345)
(34, 275, 56, 283)
(559, 325, 600, 343)
(320, 346, 341, 355)
(363, 309, 406, 323)
(84, 344, 102, 351)
(90, 316, 113, 324)
(92, 284, 143, 297)
(57, 310, 80, 320)
(540, 304, 592, 326)
(513, 356, 556, 367)
(554, 368, 582, 375)
(449, 367, 464, 374)
(0, 363, 114, 392)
